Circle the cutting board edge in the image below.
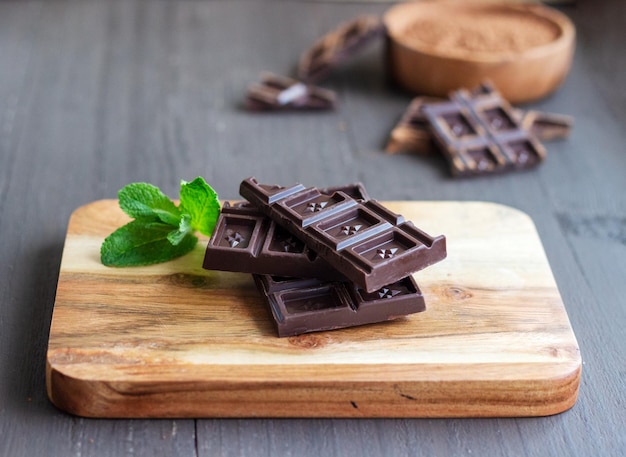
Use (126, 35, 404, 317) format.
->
(46, 358, 581, 418)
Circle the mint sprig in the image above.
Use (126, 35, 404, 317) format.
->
(101, 177, 220, 267)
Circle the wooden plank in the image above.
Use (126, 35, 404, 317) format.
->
(46, 199, 580, 418)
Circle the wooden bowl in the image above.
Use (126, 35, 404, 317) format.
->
(383, 1, 576, 103)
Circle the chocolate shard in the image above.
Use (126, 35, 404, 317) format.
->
(202, 183, 370, 280)
(298, 15, 386, 83)
(385, 96, 444, 154)
(245, 72, 336, 111)
(422, 85, 546, 177)
(253, 274, 426, 337)
(240, 177, 447, 293)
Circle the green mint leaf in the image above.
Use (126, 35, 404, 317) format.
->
(118, 182, 181, 226)
(101, 177, 220, 267)
(167, 214, 193, 246)
(179, 177, 220, 236)
(101, 218, 198, 267)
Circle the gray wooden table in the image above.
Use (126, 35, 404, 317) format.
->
(1, 1, 624, 455)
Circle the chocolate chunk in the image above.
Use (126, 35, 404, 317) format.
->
(422, 85, 546, 177)
(245, 73, 336, 111)
(239, 177, 447, 293)
(253, 274, 425, 337)
(385, 96, 443, 154)
(298, 16, 386, 83)
(203, 183, 370, 279)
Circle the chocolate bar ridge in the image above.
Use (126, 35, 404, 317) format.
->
(240, 177, 447, 293)
(253, 274, 426, 337)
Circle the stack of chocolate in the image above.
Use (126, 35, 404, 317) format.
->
(203, 177, 446, 337)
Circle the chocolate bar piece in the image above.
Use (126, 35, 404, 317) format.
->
(203, 201, 341, 280)
(253, 274, 425, 337)
(298, 16, 386, 83)
(385, 96, 443, 154)
(387, 82, 572, 176)
(422, 84, 546, 177)
(203, 183, 370, 279)
(239, 177, 447, 293)
(245, 73, 336, 111)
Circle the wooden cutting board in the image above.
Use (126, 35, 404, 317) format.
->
(46, 200, 581, 418)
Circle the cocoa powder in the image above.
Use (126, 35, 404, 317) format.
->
(403, 7, 560, 55)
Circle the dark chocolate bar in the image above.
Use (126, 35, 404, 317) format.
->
(239, 177, 447, 293)
(203, 183, 370, 279)
(422, 84, 546, 177)
(253, 274, 425, 337)
(387, 82, 571, 176)
(385, 96, 443, 154)
(245, 73, 336, 111)
(297, 16, 386, 83)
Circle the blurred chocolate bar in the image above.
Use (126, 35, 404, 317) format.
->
(298, 16, 386, 82)
(246, 73, 336, 111)
(387, 82, 572, 176)
(423, 84, 547, 176)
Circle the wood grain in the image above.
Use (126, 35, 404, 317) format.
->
(46, 200, 581, 418)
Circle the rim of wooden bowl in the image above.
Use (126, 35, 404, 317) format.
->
(383, 1, 575, 64)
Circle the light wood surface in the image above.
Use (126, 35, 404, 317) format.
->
(47, 199, 580, 418)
